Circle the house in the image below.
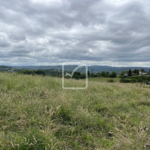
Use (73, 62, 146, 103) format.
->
(124, 71, 137, 77)
(139, 70, 147, 76)
(117, 73, 121, 76)
(124, 73, 128, 77)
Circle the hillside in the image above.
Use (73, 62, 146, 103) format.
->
(0, 72, 150, 149)
(10, 65, 150, 73)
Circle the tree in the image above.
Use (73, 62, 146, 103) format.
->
(105, 72, 109, 77)
(138, 77, 143, 82)
(35, 70, 45, 76)
(72, 72, 81, 79)
(133, 69, 139, 75)
(81, 74, 86, 79)
(101, 71, 106, 77)
(109, 72, 117, 78)
(97, 72, 101, 77)
(147, 76, 150, 81)
(141, 68, 144, 72)
(88, 70, 90, 77)
(136, 69, 139, 75)
(128, 69, 132, 76)
(119, 71, 125, 78)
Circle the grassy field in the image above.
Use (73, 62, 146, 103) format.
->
(0, 72, 150, 150)
(88, 77, 120, 82)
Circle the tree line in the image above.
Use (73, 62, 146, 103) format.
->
(88, 71, 117, 78)
(18, 70, 46, 76)
(17, 69, 117, 79)
(119, 69, 150, 83)
(17, 69, 150, 83)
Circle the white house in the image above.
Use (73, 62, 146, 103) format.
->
(124, 73, 128, 77)
(139, 70, 147, 75)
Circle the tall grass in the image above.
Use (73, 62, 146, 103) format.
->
(0, 72, 150, 149)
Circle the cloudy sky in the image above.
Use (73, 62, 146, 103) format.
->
(0, 0, 150, 66)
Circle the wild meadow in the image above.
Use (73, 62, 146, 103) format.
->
(0, 72, 150, 150)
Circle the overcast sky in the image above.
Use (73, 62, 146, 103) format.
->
(0, 0, 150, 66)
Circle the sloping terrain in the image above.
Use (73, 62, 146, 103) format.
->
(0, 72, 150, 150)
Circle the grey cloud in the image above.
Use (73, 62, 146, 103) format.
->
(0, 41, 11, 47)
(0, 0, 150, 66)
(0, 36, 11, 47)
(9, 34, 26, 41)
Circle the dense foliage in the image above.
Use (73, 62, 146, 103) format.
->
(88, 71, 117, 78)
(17, 69, 118, 80)
(119, 69, 150, 83)
(18, 70, 46, 76)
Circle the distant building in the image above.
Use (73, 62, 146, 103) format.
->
(124, 72, 136, 77)
(139, 70, 147, 76)
(124, 73, 128, 77)
(117, 73, 120, 76)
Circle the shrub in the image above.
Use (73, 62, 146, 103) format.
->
(137, 77, 143, 82)
(107, 79, 114, 82)
(132, 79, 137, 83)
(109, 72, 117, 78)
(120, 79, 132, 83)
(147, 76, 150, 81)
(18, 70, 45, 76)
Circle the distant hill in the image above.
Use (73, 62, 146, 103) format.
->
(1, 65, 150, 74)
(11, 65, 150, 73)
(0, 65, 13, 72)
(88, 66, 150, 73)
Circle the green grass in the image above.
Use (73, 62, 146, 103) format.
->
(0, 72, 150, 149)
(88, 77, 120, 82)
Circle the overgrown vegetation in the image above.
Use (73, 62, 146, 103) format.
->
(0, 72, 150, 149)
(18, 70, 46, 76)
(119, 69, 150, 83)
(88, 71, 117, 78)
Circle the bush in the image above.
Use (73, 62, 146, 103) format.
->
(72, 72, 86, 79)
(120, 79, 132, 83)
(35, 70, 45, 76)
(109, 72, 117, 78)
(107, 79, 114, 82)
(132, 79, 137, 83)
(18, 70, 45, 76)
(147, 76, 150, 81)
(137, 77, 143, 82)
